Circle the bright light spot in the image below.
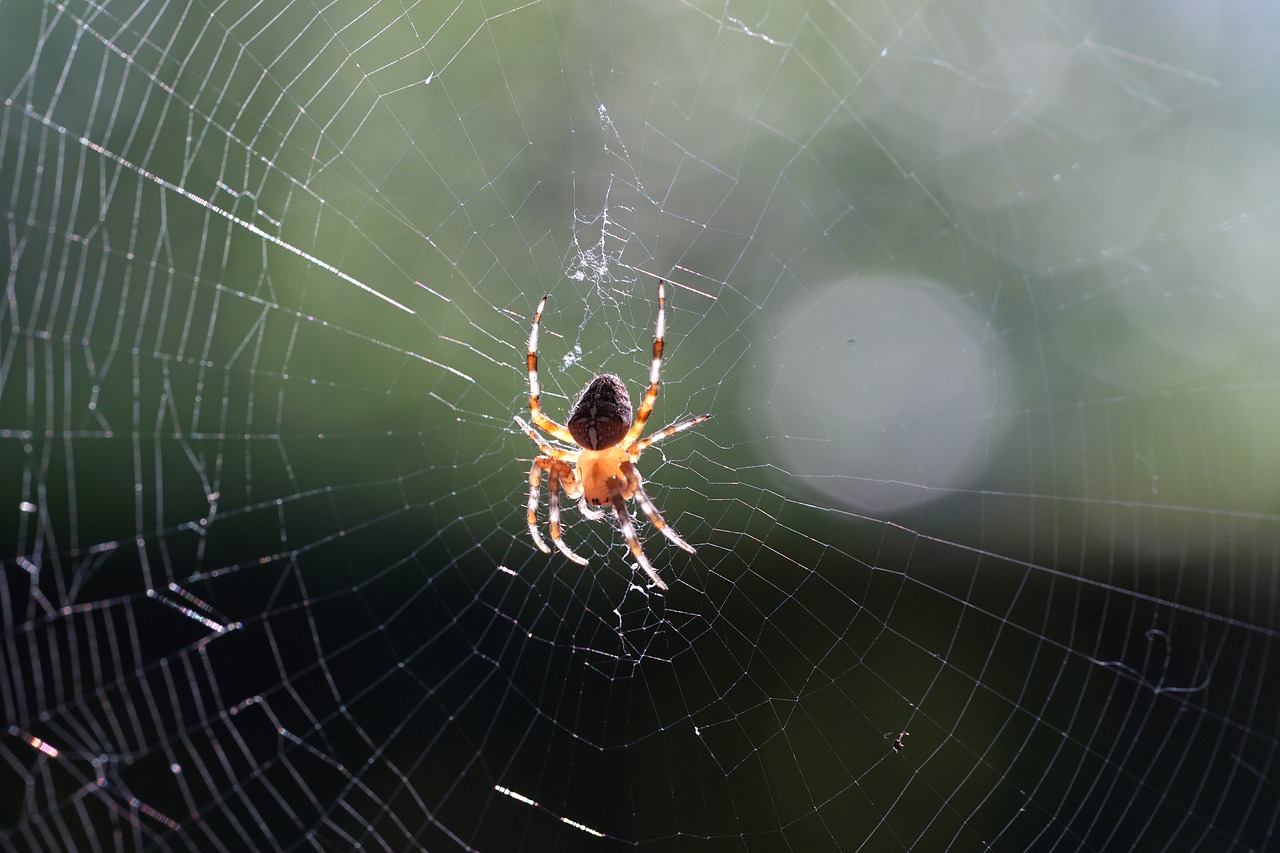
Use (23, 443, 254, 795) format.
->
(764, 276, 1014, 514)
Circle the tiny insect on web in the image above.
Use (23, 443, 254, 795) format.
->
(514, 279, 710, 591)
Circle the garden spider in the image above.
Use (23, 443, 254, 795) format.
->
(514, 279, 710, 591)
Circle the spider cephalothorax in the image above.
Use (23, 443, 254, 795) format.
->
(514, 280, 709, 590)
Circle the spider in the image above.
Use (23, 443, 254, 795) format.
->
(514, 279, 710, 591)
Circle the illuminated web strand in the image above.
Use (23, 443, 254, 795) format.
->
(147, 587, 238, 634)
(96, 779, 181, 831)
(493, 785, 606, 839)
(11, 100, 474, 387)
(12, 4, 423, 316)
(10, 727, 180, 829)
(9, 99, 414, 316)
(79, 141, 414, 314)
(10, 726, 60, 758)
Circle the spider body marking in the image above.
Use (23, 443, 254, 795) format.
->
(567, 373, 632, 452)
(515, 279, 709, 591)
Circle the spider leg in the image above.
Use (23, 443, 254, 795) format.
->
(526, 294, 576, 444)
(609, 487, 668, 591)
(630, 413, 711, 456)
(624, 279, 668, 444)
(515, 415, 577, 462)
(620, 460, 696, 554)
(548, 466, 589, 566)
(526, 460, 551, 555)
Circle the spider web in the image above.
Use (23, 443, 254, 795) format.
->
(3, 0, 1279, 850)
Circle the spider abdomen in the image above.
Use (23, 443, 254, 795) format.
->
(568, 374, 633, 450)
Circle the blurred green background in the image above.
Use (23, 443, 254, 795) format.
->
(2, 0, 1278, 849)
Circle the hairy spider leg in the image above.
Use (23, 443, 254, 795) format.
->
(526, 456, 588, 564)
(525, 460, 551, 555)
(517, 416, 591, 563)
(609, 488, 669, 591)
(630, 413, 712, 456)
(526, 294, 575, 443)
(547, 465, 589, 565)
(620, 461, 696, 554)
(513, 416, 575, 462)
(624, 279, 667, 444)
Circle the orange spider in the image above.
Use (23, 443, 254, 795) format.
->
(514, 280, 709, 591)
